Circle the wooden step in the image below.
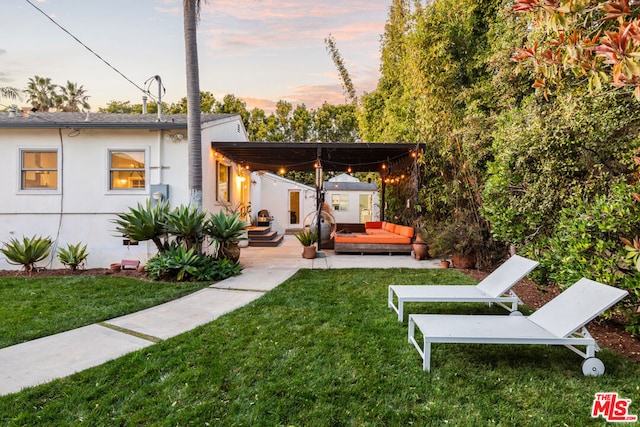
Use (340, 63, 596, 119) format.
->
(249, 234, 284, 247)
(249, 230, 279, 241)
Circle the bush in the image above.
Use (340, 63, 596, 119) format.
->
(146, 246, 242, 282)
(523, 182, 640, 334)
(0, 235, 52, 272)
(57, 243, 89, 271)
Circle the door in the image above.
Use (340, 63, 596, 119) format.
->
(359, 194, 372, 223)
(289, 190, 301, 226)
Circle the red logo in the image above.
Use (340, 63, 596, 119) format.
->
(592, 392, 638, 422)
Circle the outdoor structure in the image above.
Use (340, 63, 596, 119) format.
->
(0, 111, 249, 269)
(249, 171, 316, 235)
(324, 173, 379, 224)
(210, 141, 421, 249)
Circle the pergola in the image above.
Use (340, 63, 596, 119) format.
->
(210, 141, 423, 249)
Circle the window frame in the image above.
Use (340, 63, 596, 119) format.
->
(216, 160, 231, 203)
(331, 193, 349, 211)
(107, 148, 149, 193)
(18, 148, 61, 193)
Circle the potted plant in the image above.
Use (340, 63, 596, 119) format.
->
(204, 211, 249, 263)
(293, 228, 318, 259)
(429, 218, 484, 269)
(412, 232, 430, 260)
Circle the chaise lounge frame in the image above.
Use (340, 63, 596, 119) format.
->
(388, 255, 539, 321)
(407, 278, 628, 376)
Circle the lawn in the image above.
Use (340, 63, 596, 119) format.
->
(0, 269, 638, 425)
(0, 275, 212, 349)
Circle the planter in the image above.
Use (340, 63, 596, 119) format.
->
(451, 254, 476, 269)
(440, 260, 450, 268)
(302, 245, 317, 259)
(412, 242, 429, 260)
(221, 242, 241, 263)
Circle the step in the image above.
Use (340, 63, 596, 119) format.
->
(249, 230, 278, 241)
(247, 226, 272, 237)
(249, 234, 284, 247)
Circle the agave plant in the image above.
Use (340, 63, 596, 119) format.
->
(57, 242, 89, 271)
(164, 204, 206, 252)
(204, 211, 248, 261)
(0, 235, 52, 272)
(112, 199, 170, 253)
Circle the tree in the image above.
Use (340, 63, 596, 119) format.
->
(24, 75, 57, 112)
(184, 0, 205, 212)
(325, 34, 357, 104)
(56, 81, 90, 112)
(1, 86, 20, 101)
(512, 0, 640, 100)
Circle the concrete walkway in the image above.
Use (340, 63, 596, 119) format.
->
(0, 235, 438, 396)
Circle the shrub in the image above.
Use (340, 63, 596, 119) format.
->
(523, 182, 640, 334)
(57, 243, 89, 271)
(0, 235, 52, 272)
(146, 246, 242, 282)
(113, 200, 170, 253)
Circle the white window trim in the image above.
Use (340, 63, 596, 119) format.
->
(17, 147, 61, 194)
(216, 160, 231, 203)
(106, 147, 149, 194)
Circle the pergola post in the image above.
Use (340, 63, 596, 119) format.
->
(316, 148, 323, 251)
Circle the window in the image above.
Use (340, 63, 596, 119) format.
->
(217, 161, 231, 202)
(109, 150, 145, 190)
(331, 194, 349, 211)
(21, 150, 58, 190)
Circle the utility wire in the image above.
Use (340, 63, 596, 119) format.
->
(23, 0, 156, 100)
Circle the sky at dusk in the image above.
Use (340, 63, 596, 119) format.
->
(1, 0, 391, 113)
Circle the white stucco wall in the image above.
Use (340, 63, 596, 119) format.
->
(249, 172, 316, 234)
(0, 115, 248, 270)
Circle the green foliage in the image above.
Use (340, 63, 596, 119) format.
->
(428, 217, 485, 259)
(164, 205, 206, 252)
(112, 199, 170, 253)
(522, 183, 640, 333)
(204, 211, 248, 250)
(0, 235, 52, 272)
(293, 228, 318, 246)
(482, 93, 640, 247)
(57, 243, 89, 271)
(146, 246, 242, 282)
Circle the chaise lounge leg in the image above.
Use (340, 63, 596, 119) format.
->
(423, 340, 431, 372)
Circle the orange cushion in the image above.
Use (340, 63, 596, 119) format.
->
(396, 225, 415, 238)
(365, 221, 382, 229)
(334, 234, 411, 244)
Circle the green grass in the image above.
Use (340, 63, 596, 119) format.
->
(1, 269, 638, 425)
(0, 275, 211, 349)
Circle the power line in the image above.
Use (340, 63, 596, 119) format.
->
(23, 0, 157, 101)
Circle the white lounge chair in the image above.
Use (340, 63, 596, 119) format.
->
(388, 255, 539, 321)
(408, 278, 628, 376)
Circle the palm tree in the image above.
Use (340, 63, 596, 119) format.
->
(0, 86, 20, 101)
(56, 81, 91, 112)
(24, 75, 57, 112)
(184, 0, 205, 212)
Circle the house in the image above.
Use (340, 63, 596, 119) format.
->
(323, 174, 380, 224)
(0, 111, 249, 270)
(249, 171, 316, 235)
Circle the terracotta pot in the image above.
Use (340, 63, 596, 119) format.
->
(302, 245, 317, 259)
(109, 263, 121, 272)
(221, 243, 241, 263)
(412, 242, 429, 260)
(440, 260, 450, 268)
(451, 254, 476, 269)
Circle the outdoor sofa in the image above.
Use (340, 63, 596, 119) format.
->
(334, 221, 414, 254)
